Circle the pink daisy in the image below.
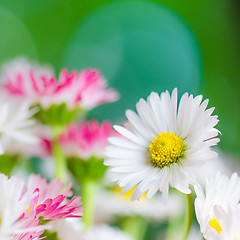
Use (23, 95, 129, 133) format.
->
(1, 58, 119, 111)
(59, 120, 115, 160)
(26, 174, 84, 221)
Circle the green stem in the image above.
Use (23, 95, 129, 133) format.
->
(182, 193, 193, 240)
(121, 216, 148, 240)
(82, 180, 98, 231)
(52, 125, 67, 182)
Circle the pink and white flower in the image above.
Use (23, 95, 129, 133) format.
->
(0, 172, 84, 239)
(26, 174, 73, 202)
(0, 173, 43, 240)
(25, 174, 84, 221)
(59, 120, 114, 160)
(1, 58, 119, 111)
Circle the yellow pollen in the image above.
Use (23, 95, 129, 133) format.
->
(149, 132, 185, 168)
(115, 187, 147, 201)
(27, 204, 39, 214)
(209, 218, 222, 234)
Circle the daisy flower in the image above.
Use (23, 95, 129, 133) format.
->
(194, 172, 240, 240)
(59, 120, 115, 181)
(210, 204, 240, 240)
(26, 174, 73, 201)
(0, 57, 54, 102)
(0, 173, 83, 239)
(1, 57, 119, 113)
(59, 120, 114, 160)
(0, 94, 38, 155)
(0, 173, 43, 240)
(104, 89, 220, 200)
(26, 174, 84, 221)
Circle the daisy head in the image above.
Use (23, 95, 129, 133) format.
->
(104, 89, 220, 200)
(1, 58, 119, 125)
(59, 120, 116, 181)
(194, 172, 240, 240)
(59, 120, 114, 160)
(0, 94, 39, 156)
(25, 174, 84, 221)
(0, 173, 44, 240)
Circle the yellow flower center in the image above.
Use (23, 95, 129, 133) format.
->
(209, 218, 222, 234)
(149, 132, 185, 168)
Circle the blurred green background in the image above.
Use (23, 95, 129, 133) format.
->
(0, 0, 239, 157)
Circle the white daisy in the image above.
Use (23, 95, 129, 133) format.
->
(0, 94, 38, 154)
(104, 89, 220, 200)
(211, 204, 240, 240)
(194, 172, 240, 240)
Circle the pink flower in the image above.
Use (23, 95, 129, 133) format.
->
(17, 215, 44, 240)
(59, 120, 115, 160)
(1, 57, 54, 103)
(27, 174, 73, 202)
(35, 194, 83, 220)
(1, 58, 119, 111)
(26, 174, 84, 221)
(0, 173, 83, 239)
(0, 173, 44, 240)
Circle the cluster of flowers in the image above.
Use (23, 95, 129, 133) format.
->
(0, 173, 82, 239)
(0, 57, 119, 161)
(0, 57, 128, 240)
(0, 56, 238, 240)
(104, 89, 240, 239)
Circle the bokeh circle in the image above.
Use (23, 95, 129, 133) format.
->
(63, 1, 202, 122)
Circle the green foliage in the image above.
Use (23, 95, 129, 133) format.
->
(0, 155, 19, 176)
(68, 156, 107, 182)
(34, 103, 85, 126)
(41, 230, 58, 240)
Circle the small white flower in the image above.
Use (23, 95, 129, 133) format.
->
(0, 94, 38, 155)
(194, 173, 240, 240)
(212, 204, 240, 240)
(105, 89, 220, 200)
